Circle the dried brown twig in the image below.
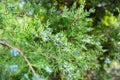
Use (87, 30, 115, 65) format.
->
(0, 40, 36, 75)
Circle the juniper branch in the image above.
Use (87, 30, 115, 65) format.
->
(0, 40, 36, 75)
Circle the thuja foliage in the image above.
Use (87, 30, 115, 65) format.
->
(0, 0, 120, 80)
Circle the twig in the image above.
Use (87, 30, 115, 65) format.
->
(71, 13, 81, 26)
(0, 40, 13, 48)
(0, 40, 36, 75)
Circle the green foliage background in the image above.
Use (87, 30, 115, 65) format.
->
(0, 0, 120, 80)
